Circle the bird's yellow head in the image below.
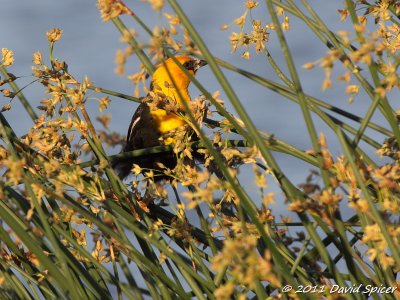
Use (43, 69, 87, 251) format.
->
(151, 56, 207, 103)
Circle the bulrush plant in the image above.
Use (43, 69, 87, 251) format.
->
(0, 1, 399, 299)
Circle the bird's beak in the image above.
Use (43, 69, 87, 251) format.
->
(198, 59, 207, 67)
(197, 59, 207, 68)
(194, 59, 207, 72)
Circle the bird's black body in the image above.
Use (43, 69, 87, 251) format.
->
(112, 102, 179, 180)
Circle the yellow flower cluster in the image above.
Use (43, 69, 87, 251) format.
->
(304, 1, 400, 99)
(212, 236, 281, 299)
(97, 0, 131, 22)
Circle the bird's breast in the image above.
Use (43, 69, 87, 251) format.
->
(150, 109, 185, 135)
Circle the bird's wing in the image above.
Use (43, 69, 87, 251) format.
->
(126, 102, 147, 145)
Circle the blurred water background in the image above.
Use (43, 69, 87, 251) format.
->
(1, 1, 394, 217)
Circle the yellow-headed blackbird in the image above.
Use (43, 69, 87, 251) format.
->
(113, 56, 207, 180)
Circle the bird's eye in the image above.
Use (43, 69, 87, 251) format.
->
(183, 61, 193, 70)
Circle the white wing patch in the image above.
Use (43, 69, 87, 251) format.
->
(127, 116, 141, 143)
